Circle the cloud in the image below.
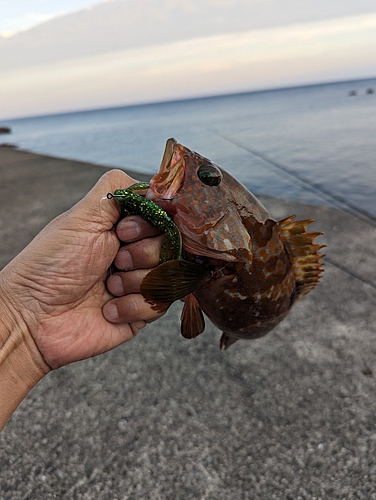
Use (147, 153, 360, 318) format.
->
(0, 0, 100, 37)
(2, 0, 376, 71)
(1, 12, 64, 38)
(1, 12, 376, 119)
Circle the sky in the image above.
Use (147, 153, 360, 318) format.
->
(0, 0, 96, 37)
(1, 0, 376, 119)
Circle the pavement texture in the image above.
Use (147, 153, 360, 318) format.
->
(0, 146, 375, 499)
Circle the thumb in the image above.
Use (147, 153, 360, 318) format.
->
(73, 169, 140, 229)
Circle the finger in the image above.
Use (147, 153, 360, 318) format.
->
(114, 235, 164, 270)
(116, 215, 162, 243)
(107, 320, 147, 347)
(107, 269, 150, 296)
(103, 293, 166, 324)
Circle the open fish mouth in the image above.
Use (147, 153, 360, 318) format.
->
(148, 138, 185, 201)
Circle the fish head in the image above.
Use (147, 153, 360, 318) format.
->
(148, 138, 271, 262)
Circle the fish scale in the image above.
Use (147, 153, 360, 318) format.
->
(115, 138, 325, 349)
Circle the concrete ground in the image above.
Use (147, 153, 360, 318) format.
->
(0, 146, 375, 499)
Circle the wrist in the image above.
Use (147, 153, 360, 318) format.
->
(0, 269, 51, 430)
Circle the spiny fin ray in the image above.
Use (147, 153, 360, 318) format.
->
(279, 215, 325, 299)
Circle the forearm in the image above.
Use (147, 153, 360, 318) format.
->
(0, 271, 50, 430)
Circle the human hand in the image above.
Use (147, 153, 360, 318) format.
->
(0, 170, 164, 371)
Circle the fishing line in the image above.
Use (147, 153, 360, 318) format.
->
(212, 131, 376, 229)
(98, 193, 117, 226)
(324, 256, 376, 294)
(211, 130, 376, 296)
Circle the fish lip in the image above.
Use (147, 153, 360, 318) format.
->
(148, 138, 185, 200)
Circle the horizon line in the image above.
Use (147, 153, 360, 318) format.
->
(2, 74, 376, 123)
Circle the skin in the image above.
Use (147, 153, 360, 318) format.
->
(147, 140, 323, 348)
(0, 169, 164, 430)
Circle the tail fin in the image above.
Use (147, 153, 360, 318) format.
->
(279, 215, 325, 299)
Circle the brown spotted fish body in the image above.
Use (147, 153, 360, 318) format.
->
(142, 138, 324, 349)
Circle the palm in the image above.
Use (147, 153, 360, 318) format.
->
(5, 171, 144, 369)
(31, 225, 123, 367)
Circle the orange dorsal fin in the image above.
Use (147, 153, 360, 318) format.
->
(181, 294, 205, 339)
(279, 215, 325, 299)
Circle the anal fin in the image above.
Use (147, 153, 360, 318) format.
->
(181, 294, 205, 339)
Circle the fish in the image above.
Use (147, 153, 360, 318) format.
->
(138, 138, 325, 349)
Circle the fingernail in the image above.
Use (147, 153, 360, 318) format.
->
(115, 249, 133, 270)
(110, 275, 124, 295)
(118, 219, 140, 241)
(104, 303, 119, 321)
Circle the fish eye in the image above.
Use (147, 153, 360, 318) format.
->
(197, 164, 222, 186)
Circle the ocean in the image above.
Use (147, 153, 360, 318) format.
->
(2, 77, 376, 221)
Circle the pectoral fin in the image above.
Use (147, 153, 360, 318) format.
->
(140, 259, 208, 312)
(181, 294, 205, 339)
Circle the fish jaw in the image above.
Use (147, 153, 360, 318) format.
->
(148, 138, 254, 262)
(148, 138, 185, 201)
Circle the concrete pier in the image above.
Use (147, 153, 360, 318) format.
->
(1, 146, 375, 499)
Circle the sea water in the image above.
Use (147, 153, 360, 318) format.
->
(2, 78, 376, 219)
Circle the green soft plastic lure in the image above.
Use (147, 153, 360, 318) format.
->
(107, 182, 183, 263)
(107, 182, 207, 313)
